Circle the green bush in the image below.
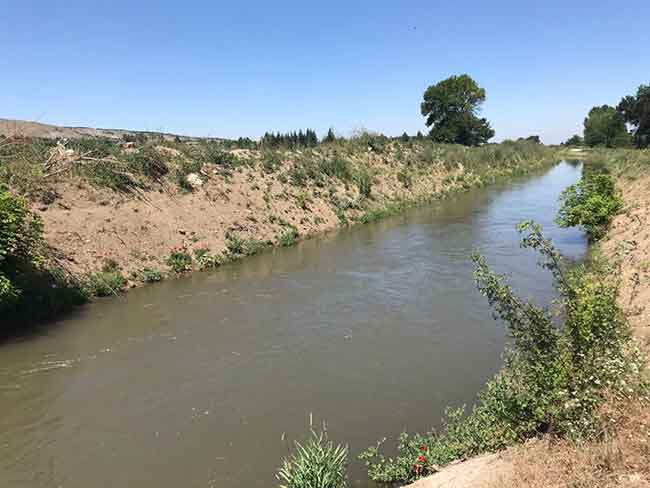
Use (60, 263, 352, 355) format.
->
(166, 248, 192, 273)
(194, 248, 223, 270)
(277, 427, 348, 488)
(0, 187, 43, 307)
(279, 226, 299, 247)
(133, 267, 163, 283)
(557, 167, 622, 241)
(0, 187, 87, 324)
(84, 270, 127, 297)
(225, 234, 271, 258)
(360, 221, 646, 484)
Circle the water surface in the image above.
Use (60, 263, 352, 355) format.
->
(0, 162, 585, 487)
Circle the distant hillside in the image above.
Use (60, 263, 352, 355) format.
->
(0, 118, 219, 142)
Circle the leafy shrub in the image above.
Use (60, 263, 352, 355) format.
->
(225, 234, 271, 258)
(0, 187, 43, 308)
(360, 221, 646, 484)
(277, 427, 348, 488)
(279, 226, 299, 247)
(84, 270, 127, 297)
(166, 248, 192, 273)
(557, 168, 622, 241)
(194, 247, 223, 270)
(133, 267, 163, 283)
(0, 187, 88, 324)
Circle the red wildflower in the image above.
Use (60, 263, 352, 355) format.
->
(418, 455, 427, 462)
(419, 445, 427, 452)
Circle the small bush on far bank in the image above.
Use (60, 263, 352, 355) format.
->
(166, 248, 193, 273)
(557, 167, 622, 241)
(84, 270, 127, 297)
(132, 267, 163, 283)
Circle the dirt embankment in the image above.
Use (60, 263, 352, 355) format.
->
(405, 173, 650, 488)
(14, 140, 553, 285)
(34, 147, 453, 279)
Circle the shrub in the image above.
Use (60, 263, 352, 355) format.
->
(279, 226, 299, 247)
(0, 187, 88, 324)
(84, 270, 127, 297)
(166, 248, 192, 273)
(194, 247, 223, 270)
(360, 221, 646, 484)
(225, 234, 270, 258)
(556, 168, 622, 241)
(133, 267, 163, 283)
(0, 187, 43, 308)
(277, 427, 348, 488)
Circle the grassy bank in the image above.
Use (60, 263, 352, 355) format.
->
(0, 135, 558, 328)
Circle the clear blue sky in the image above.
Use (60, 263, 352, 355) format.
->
(2, 1, 648, 144)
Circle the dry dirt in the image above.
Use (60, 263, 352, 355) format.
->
(32, 147, 452, 280)
(403, 174, 650, 488)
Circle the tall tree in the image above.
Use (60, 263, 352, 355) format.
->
(583, 105, 630, 148)
(323, 128, 336, 144)
(617, 84, 650, 148)
(420, 74, 495, 146)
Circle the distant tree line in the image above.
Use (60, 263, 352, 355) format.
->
(260, 129, 319, 149)
(564, 83, 649, 148)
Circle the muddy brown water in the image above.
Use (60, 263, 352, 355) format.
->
(0, 162, 586, 488)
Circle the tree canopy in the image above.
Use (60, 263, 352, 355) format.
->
(563, 134, 583, 146)
(617, 84, 650, 148)
(420, 74, 494, 146)
(583, 105, 630, 148)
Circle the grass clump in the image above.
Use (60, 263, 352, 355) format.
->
(360, 221, 647, 484)
(557, 165, 622, 241)
(277, 425, 348, 488)
(353, 168, 373, 198)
